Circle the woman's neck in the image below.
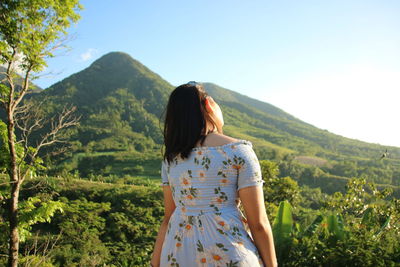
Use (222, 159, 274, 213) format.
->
(206, 128, 218, 134)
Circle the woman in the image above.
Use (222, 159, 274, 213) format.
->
(151, 82, 277, 267)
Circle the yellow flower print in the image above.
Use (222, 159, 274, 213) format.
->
(195, 252, 208, 266)
(179, 172, 191, 187)
(173, 230, 184, 253)
(232, 164, 242, 170)
(197, 169, 206, 181)
(213, 196, 224, 204)
(182, 223, 195, 238)
(182, 177, 190, 186)
(214, 215, 230, 231)
(220, 178, 229, 185)
(206, 246, 228, 265)
(195, 239, 209, 265)
(180, 186, 199, 206)
(216, 147, 228, 157)
(185, 194, 196, 206)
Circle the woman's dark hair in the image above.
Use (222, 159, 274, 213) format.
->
(162, 83, 219, 165)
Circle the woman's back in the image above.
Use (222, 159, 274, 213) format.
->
(159, 138, 266, 266)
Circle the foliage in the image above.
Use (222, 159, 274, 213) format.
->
(0, 120, 8, 173)
(1, 1, 83, 266)
(51, 197, 111, 266)
(1, 174, 398, 266)
(0, 0, 82, 73)
(0, 177, 64, 265)
(272, 200, 294, 262)
(259, 160, 301, 218)
(270, 178, 400, 266)
(0, 120, 44, 176)
(18, 197, 64, 242)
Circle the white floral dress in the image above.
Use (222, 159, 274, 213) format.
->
(159, 140, 265, 267)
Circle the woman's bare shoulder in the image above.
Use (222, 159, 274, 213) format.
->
(205, 133, 240, 146)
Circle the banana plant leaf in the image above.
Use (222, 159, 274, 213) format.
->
(374, 215, 391, 237)
(272, 200, 294, 263)
(361, 207, 374, 228)
(327, 212, 345, 241)
(272, 200, 293, 245)
(301, 214, 324, 238)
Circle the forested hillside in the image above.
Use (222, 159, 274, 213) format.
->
(1, 164, 399, 266)
(14, 51, 398, 193)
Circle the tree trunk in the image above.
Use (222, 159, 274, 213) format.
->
(7, 114, 20, 267)
(8, 181, 20, 267)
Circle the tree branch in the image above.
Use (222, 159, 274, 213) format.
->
(34, 105, 81, 155)
(5, 48, 17, 109)
(24, 104, 80, 182)
(0, 181, 18, 187)
(11, 67, 31, 113)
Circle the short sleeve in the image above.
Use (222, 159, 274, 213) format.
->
(160, 160, 170, 187)
(236, 144, 265, 191)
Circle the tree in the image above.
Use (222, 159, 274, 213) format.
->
(0, 1, 82, 266)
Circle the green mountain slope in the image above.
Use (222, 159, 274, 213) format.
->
(204, 83, 400, 160)
(21, 52, 399, 186)
(36, 52, 173, 152)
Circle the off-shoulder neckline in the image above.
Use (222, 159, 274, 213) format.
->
(191, 139, 252, 151)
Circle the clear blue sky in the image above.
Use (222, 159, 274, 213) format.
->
(37, 0, 400, 147)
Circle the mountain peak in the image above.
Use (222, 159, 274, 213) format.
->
(92, 51, 134, 64)
(99, 51, 132, 59)
(42, 51, 173, 112)
(45, 51, 171, 93)
(89, 51, 146, 73)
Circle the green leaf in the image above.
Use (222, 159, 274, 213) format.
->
(272, 200, 293, 246)
(272, 200, 294, 263)
(374, 215, 391, 237)
(302, 214, 324, 237)
(361, 207, 373, 226)
(326, 212, 345, 241)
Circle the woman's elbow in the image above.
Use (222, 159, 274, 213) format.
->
(250, 219, 272, 233)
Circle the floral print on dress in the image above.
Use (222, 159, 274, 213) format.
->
(197, 169, 206, 181)
(193, 150, 213, 170)
(159, 140, 265, 267)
